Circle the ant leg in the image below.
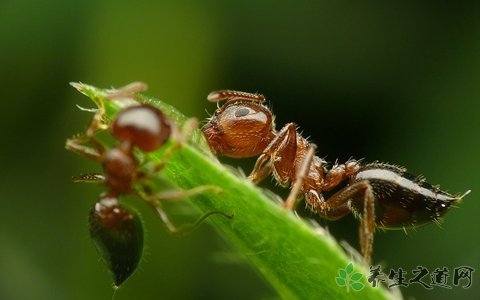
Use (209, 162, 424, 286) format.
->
(248, 123, 298, 185)
(359, 185, 375, 265)
(303, 159, 360, 214)
(248, 153, 273, 184)
(137, 187, 231, 235)
(69, 83, 139, 161)
(309, 180, 375, 264)
(305, 191, 351, 221)
(151, 203, 232, 235)
(149, 118, 199, 175)
(150, 185, 223, 201)
(104, 82, 148, 100)
(320, 160, 361, 191)
(66, 135, 105, 161)
(284, 145, 316, 210)
(72, 173, 105, 183)
(71, 81, 147, 157)
(172, 118, 199, 144)
(66, 98, 109, 161)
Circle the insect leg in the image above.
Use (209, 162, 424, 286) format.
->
(309, 180, 375, 264)
(65, 135, 105, 161)
(284, 145, 316, 210)
(248, 123, 297, 185)
(137, 186, 231, 235)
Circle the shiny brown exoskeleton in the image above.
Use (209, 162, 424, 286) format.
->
(66, 83, 229, 287)
(203, 89, 470, 265)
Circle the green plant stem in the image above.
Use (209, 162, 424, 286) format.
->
(70, 83, 393, 300)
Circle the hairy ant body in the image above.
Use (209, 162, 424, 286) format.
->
(66, 83, 228, 287)
(203, 90, 469, 265)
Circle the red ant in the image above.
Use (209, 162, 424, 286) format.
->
(66, 82, 230, 287)
(203, 90, 470, 265)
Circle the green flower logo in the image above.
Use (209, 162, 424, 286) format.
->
(335, 263, 365, 292)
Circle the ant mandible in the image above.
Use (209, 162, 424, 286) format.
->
(202, 89, 470, 265)
(66, 82, 229, 287)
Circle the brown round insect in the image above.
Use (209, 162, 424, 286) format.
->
(203, 89, 470, 265)
(66, 83, 229, 287)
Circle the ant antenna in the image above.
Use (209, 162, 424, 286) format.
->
(207, 90, 265, 103)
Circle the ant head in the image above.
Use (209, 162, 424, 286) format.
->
(203, 90, 275, 158)
(111, 104, 172, 152)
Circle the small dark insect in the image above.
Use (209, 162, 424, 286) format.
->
(66, 83, 229, 288)
(203, 89, 470, 265)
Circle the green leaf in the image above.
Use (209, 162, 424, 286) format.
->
(68, 83, 392, 300)
(338, 269, 347, 279)
(346, 263, 354, 274)
(351, 272, 363, 281)
(335, 277, 347, 287)
(351, 282, 366, 291)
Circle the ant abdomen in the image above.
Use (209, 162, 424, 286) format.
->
(88, 197, 143, 288)
(351, 163, 460, 229)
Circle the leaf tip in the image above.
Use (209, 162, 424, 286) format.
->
(70, 81, 84, 91)
(69, 81, 93, 98)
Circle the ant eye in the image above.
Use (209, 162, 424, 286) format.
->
(112, 104, 171, 152)
(234, 107, 250, 118)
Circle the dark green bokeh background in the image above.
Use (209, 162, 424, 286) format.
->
(1, 1, 479, 299)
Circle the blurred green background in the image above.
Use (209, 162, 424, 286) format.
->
(1, 1, 479, 299)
